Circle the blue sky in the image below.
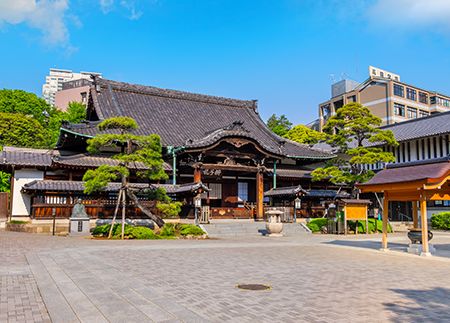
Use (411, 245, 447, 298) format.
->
(0, 0, 450, 125)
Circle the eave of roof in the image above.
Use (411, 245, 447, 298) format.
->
(58, 78, 334, 160)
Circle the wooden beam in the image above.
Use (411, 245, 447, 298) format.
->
(256, 171, 264, 221)
(382, 192, 389, 250)
(420, 195, 430, 255)
(412, 201, 418, 229)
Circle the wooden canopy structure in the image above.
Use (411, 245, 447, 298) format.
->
(358, 158, 450, 255)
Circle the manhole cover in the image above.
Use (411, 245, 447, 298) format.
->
(237, 284, 271, 291)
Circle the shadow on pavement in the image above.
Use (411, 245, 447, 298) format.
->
(384, 287, 450, 322)
(323, 239, 407, 251)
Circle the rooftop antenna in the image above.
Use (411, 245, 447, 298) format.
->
(329, 74, 336, 83)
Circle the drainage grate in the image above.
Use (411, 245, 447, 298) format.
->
(236, 284, 271, 291)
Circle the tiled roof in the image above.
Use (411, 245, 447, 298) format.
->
(360, 159, 449, 186)
(372, 111, 450, 145)
(22, 180, 207, 194)
(61, 78, 333, 159)
(0, 149, 53, 167)
(270, 166, 312, 179)
(53, 153, 172, 171)
(264, 186, 306, 197)
(339, 199, 371, 204)
(264, 185, 349, 198)
(0, 148, 172, 171)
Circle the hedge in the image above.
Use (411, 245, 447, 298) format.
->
(431, 212, 450, 230)
(307, 218, 393, 234)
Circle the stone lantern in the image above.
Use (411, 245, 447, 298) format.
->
(265, 209, 284, 237)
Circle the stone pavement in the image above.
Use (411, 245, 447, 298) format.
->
(1, 231, 450, 322)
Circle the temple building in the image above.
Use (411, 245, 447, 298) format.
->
(2, 77, 335, 223)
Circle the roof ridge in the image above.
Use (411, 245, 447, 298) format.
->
(96, 78, 257, 109)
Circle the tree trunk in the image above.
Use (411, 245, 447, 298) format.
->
(108, 189, 123, 238)
(127, 190, 165, 228)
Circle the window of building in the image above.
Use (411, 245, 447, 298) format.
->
(416, 140, 420, 160)
(428, 138, 431, 159)
(321, 104, 331, 120)
(394, 103, 405, 117)
(419, 110, 429, 118)
(419, 92, 428, 104)
(372, 69, 376, 75)
(347, 95, 356, 102)
(237, 182, 248, 202)
(421, 139, 425, 160)
(433, 137, 438, 158)
(435, 96, 450, 107)
(406, 88, 417, 101)
(380, 71, 384, 77)
(407, 107, 417, 119)
(407, 142, 411, 161)
(208, 183, 222, 199)
(393, 84, 404, 97)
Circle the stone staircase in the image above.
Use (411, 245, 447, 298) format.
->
(200, 220, 310, 238)
(390, 221, 412, 232)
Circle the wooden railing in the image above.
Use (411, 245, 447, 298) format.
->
(31, 197, 157, 219)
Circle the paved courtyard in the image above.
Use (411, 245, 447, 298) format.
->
(1, 230, 450, 323)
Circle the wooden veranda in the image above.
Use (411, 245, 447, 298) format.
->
(358, 159, 450, 255)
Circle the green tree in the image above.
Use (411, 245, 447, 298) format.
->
(0, 113, 48, 148)
(0, 90, 87, 148)
(65, 102, 87, 123)
(267, 114, 292, 137)
(0, 171, 11, 192)
(82, 116, 174, 239)
(311, 103, 398, 186)
(284, 124, 326, 145)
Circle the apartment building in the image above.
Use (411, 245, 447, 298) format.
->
(42, 68, 101, 106)
(318, 66, 450, 131)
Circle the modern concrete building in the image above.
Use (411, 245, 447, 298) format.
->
(42, 68, 101, 107)
(318, 66, 450, 131)
(54, 79, 92, 111)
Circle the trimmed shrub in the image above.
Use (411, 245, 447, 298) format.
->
(92, 224, 111, 237)
(177, 224, 205, 236)
(306, 218, 328, 233)
(348, 219, 393, 233)
(156, 201, 182, 218)
(431, 212, 450, 230)
(160, 223, 176, 237)
(128, 226, 159, 239)
(306, 218, 393, 234)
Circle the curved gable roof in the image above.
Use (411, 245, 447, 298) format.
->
(61, 78, 332, 159)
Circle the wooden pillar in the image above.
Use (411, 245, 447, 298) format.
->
(194, 167, 202, 183)
(382, 192, 389, 250)
(420, 195, 430, 255)
(412, 201, 419, 229)
(256, 170, 264, 220)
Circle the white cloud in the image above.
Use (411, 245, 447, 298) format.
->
(369, 0, 450, 29)
(99, 0, 114, 13)
(100, 0, 144, 20)
(0, 0, 71, 45)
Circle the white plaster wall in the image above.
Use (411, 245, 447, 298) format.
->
(12, 169, 44, 216)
